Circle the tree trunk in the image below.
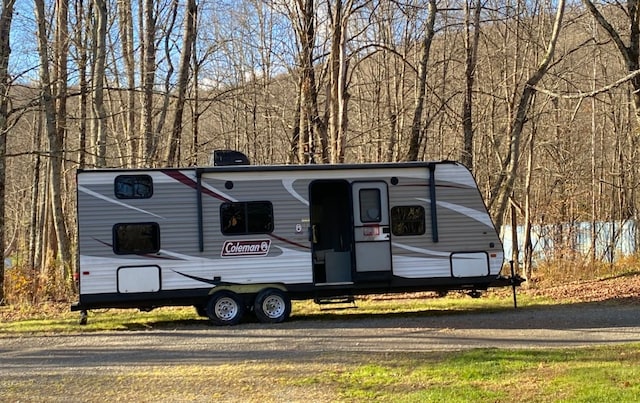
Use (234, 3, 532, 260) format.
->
(117, 0, 137, 167)
(92, 0, 107, 167)
(154, 0, 178, 157)
(141, 0, 157, 165)
(0, 0, 15, 304)
(461, 0, 481, 170)
(510, 197, 519, 274)
(75, 0, 89, 169)
(166, 0, 197, 166)
(328, 0, 352, 163)
(28, 117, 43, 272)
(406, 0, 436, 161)
(522, 127, 535, 282)
(35, 0, 73, 284)
(290, 77, 302, 164)
(55, 0, 69, 171)
(189, 28, 200, 166)
(292, 0, 327, 164)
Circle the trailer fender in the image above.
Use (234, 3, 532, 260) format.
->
(207, 283, 287, 296)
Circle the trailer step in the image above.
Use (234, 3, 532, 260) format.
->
(314, 295, 357, 310)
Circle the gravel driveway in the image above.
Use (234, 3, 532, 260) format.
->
(1, 303, 639, 373)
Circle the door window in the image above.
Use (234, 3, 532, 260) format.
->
(359, 188, 381, 223)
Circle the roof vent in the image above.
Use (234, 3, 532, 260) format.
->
(211, 150, 250, 166)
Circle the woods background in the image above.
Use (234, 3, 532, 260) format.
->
(1, 0, 638, 304)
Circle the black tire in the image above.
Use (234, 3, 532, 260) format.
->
(194, 304, 207, 318)
(253, 288, 291, 324)
(206, 290, 245, 326)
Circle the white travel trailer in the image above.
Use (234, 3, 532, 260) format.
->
(72, 157, 520, 325)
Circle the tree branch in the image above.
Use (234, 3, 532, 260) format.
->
(530, 68, 640, 99)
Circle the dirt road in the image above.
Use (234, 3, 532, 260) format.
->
(1, 303, 639, 373)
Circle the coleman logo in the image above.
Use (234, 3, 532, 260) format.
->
(221, 240, 271, 257)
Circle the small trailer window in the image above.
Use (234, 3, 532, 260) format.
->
(359, 188, 381, 223)
(221, 201, 273, 235)
(391, 206, 425, 236)
(113, 223, 160, 254)
(114, 175, 153, 199)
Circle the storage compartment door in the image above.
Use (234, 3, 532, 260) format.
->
(117, 265, 161, 293)
(450, 252, 490, 277)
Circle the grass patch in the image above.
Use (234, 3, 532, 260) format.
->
(2, 345, 639, 402)
(0, 291, 552, 334)
(0, 305, 202, 333)
(296, 346, 640, 402)
(290, 291, 554, 322)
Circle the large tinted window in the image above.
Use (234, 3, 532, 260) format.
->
(115, 175, 153, 199)
(221, 202, 273, 235)
(391, 206, 425, 236)
(113, 223, 160, 254)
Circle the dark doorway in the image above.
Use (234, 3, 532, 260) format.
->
(309, 181, 353, 284)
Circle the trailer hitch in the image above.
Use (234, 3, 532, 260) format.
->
(488, 261, 525, 309)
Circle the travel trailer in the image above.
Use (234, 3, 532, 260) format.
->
(71, 156, 521, 325)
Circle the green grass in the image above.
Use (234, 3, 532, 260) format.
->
(2, 346, 639, 402)
(0, 305, 203, 333)
(287, 347, 640, 402)
(0, 291, 552, 334)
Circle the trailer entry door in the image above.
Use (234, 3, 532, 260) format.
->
(310, 180, 353, 284)
(352, 182, 392, 277)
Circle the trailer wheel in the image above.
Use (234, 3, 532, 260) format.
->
(254, 288, 291, 324)
(206, 291, 245, 326)
(194, 304, 207, 317)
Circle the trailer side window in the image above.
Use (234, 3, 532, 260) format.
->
(391, 206, 425, 236)
(221, 201, 273, 235)
(115, 175, 153, 199)
(113, 223, 160, 254)
(359, 188, 381, 223)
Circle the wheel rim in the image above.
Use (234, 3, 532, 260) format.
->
(215, 297, 239, 320)
(262, 295, 285, 319)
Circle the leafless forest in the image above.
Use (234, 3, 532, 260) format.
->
(1, 0, 639, 303)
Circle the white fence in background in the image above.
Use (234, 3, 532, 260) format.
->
(502, 220, 637, 264)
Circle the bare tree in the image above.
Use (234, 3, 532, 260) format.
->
(0, 0, 15, 304)
(461, 0, 482, 170)
(34, 0, 73, 283)
(72, 0, 90, 168)
(117, 0, 137, 166)
(289, 0, 328, 163)
(141, 0, 157, 165)
(406, 0, 436, 161)
(489, 0, 566, 230)
(582, 0, 640, 240)
(327, 0, 354, 163)
(154, 0, 179, 155)
(91, 0, 107, 167)
(583, 1, 640, 124)
(165, 0, 197, 166)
